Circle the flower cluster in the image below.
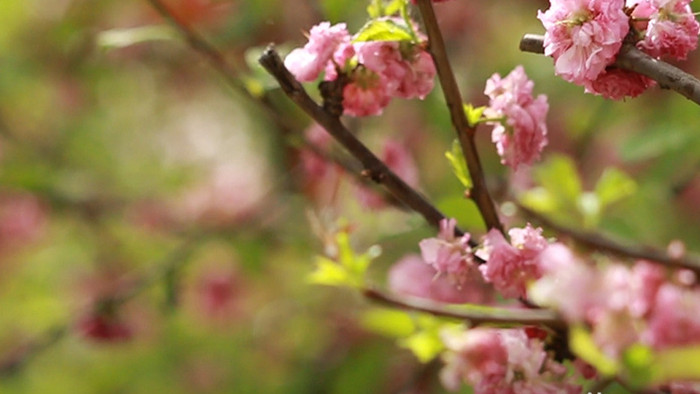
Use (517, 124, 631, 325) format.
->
(476, 224, 549, 299)
(388, 254, 493, 304)
(538, 0, 698, 99)
(418, 218, 476, 285)
(629, 0, 700, 60)
(440, 327, 581, 393)
(484, 66, 549, 170)
(531, 244, 700, 359)
(285, 20, 436, 116)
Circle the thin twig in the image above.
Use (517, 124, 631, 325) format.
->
(415, 0, 504, 234)
(518, 204, 700, 275)
(258, 47, 463, 235)
(146, 0, 468, 238)
(363, 288, 565, 329)
(519, 34, 700, 106)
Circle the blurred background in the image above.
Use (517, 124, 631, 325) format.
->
(0, 0, 699, 393)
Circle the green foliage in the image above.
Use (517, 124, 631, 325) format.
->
(624, 344, 700, 388)
(353, 19, 415, 43)
(308, 231, 381, 288)
(519, 154, 637, 229)
(436, 195, 485, 231)
(569, 325, 619, 376)
(463, 103, 486, 128)
(445, 139, 473, 189)
(361, 308, 448, 363)
(367, 0, 407, 18)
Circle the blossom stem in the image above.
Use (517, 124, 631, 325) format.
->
(519, 33, 700, 106)
(414, 0, 504, 234)
(363, 287, 566, 329)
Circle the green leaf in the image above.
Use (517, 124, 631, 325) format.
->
(569, 325, 619, 376)
(436, 194, 485, 231)
(646, 345, 700, 385)
(384, 0, 406, 16)
(463, 103, 486, 128)
(594, 168, 637, 208)
(445, 139, 472, 189)
(361, 308, 416, 338)
(533, 154, 582, 206)
(308, 231, 380, 288)
(519, 187, 557, 214)
(399, 330, 445, 363)
(622, 344, 654, 388)
(353, 19, 414, 43)
(307, 256, 349, 286)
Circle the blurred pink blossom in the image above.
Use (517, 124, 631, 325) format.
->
(476, 224, 548, 299)
(388, 254, 492, 304)
(354, 138, 419, 209)
(440, 328, 580, 393)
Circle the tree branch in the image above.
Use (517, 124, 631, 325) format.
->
(146, 0, 472, 239)
(518, 204, 700, 275)
(363, 288, 565, 330)
(258, 47, 463, 236)
(519, 34, 700, 106)
(415, 0, 504, 234)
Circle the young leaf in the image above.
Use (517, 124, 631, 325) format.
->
(569, 325, 619, 376)
(445, 139, 472, 189)
(353, 19, 414, 43)
(307, 256, 350, 286)
(384, 0, 406, 16)
(399, 330, 445, 363)
(361, 308, 416, 338)
(463, 103, 486, 128)
(308, 231, 380, 288)
(533, 154, 582, 206)
(646, 345, 700, 386)
(594, 167, 637, 208)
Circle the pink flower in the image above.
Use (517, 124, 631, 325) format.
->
(476, 224, 548, 299)
(393, 49, 436, 99)
(529, 243, 602, 321)
(634, 0, 699, 60)
(388, 254, 493, 304)
(284, 22, 350, 82)
(485, 66, 548, 170)
(538, 0, 629, 86)
(440, 328, 580, 393)
(584, 68, 656, 99)
(342, 68, 392, 116)
(644, 284, 700, 349)
(419, 218, 474, 284)
(354, 39, 436, 100)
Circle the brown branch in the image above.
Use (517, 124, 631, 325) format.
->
(146, 0, 472, 240)
(415, 0, 504, 234)
(258, 47, 467, 236)
(363, 288, 565, 330)
(518, 204, 700, 275)
(519, 34, 700, 106)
